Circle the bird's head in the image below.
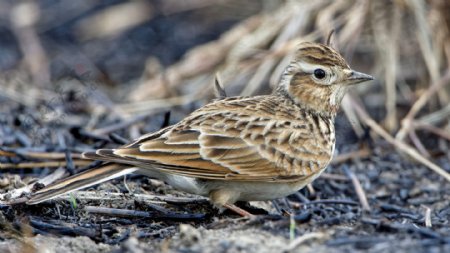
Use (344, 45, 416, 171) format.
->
(277, 42, 373, 116)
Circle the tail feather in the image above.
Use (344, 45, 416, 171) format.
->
(27, 163, 137, 205)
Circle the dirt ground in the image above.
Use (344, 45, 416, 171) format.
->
(0, 1, 449, 253)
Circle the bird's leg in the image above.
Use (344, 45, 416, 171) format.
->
(210, 189, 254, 217)
(224, 203, 255, 218)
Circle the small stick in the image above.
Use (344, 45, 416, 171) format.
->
(422, 205, 432, 228)
(84, 206, 206, 220)
(408, 130, 430, 157)
(108, 133, 129, 145)
(0, 167, 66, 204)
(29, 217, 98, 238)
(396, 70, 450, 141)
(306, 184, 316, 197)
(44, 191, 207, 205)
(361, 218, 449, 242)
(416, 104, 450, 125)
(0, 149, 82, 160)
(320, 173, 349, 181)
(413, 121, 450, 141)
(0, 150, 15, 157)
(343, 166, 371, 211)
(92, 114, 148, 135)
(348, 96, 450, 182)
(85, 206, 152, 218)
(300, 199, 359, 206)
(285, 232, 328, 252)
(0, 160, 91, 169)
(331, 148, 370, 164)
(65, 149, 76, 174)
(293, 192, 310, 203)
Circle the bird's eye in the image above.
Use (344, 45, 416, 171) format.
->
(313, 69, 326, 79)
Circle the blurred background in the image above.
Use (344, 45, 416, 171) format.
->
(1, 0, 448, 171)
(0, 0, 449, 251)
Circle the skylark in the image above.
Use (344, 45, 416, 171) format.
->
(28, 42, 373, 215)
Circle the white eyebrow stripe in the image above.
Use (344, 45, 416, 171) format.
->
(296, 61, 328, 73)
(294, 61, 338, 85)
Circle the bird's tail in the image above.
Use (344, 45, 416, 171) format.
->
(27, 163, 137, 205)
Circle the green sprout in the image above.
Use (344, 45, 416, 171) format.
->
(68, 193, 77, 209)
(290, 214, 295, 241)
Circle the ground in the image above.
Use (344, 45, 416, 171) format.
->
(0, 1, 449, 253)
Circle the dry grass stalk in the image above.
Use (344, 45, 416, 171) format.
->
(348, 95, 450, 182)
(422, 205, 432, 228)
(122, 0, 449, 183)
(285, 232, 329, 252)
(128, 14, 263, 101)
(0, 160, 91, 169)
(396, 70, 450, 141)
(10, 2, 50, 87)
(0, 168, 66, 204)
(331, 149, 371, 165)
(413, 121, 450, 141)
(75, 1, 153, 40)
(343, 167, 371, 211)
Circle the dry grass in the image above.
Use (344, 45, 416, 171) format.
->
(119, 0, 450, 180)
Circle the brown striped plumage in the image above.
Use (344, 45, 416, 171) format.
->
(28, 42, 373, 212)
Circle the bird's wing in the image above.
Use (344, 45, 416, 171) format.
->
(83, 96, 330, 182)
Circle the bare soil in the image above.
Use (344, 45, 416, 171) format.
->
(0, 1, 449, 253)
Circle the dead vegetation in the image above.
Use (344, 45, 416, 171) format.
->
(0, 0, 449, 252)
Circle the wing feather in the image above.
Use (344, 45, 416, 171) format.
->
(82, 96, 333, 182)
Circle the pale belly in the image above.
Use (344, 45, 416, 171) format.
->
(137, 167, 327, 202)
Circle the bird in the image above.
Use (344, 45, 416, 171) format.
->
(27, 41, 373, 216)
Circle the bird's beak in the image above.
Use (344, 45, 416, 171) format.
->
(347, 70, 373, 85)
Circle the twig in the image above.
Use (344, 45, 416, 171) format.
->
(108, 133, 129, 145)
(320, 173, 349, 181)
(380, 203, 415, 214)
(0, 160, 91, 169)
(0, 149, 82, 160)
(300, 199, 359, 206)
(29, 217, 98, 238)
(413, 121, 450, 141)
(343, 166, 371, 211)
(0, 150, 15, 157)
(44, 191, 208, 205)
(341, 94, 365, 138)
(422, 205, 432, 228)
(326, 237, 387, 247)
(331, 148, 370, 164)
(306, 184, 316, 197)
(396, 70, 450, 141)
(348, 95, 450, 182)
(361, 217, 449, 243)
(11, 2, 50, 87)
(91, 113, 152, 136)
(408, 130, 430, 158)
(84, 206, 206, 220)
(293, 192, 310, 203)
(64, 149, 75, 174)
(416, 104, 450, 125)
(0, 167, 66, 204)
(285, 232, 328, 252)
